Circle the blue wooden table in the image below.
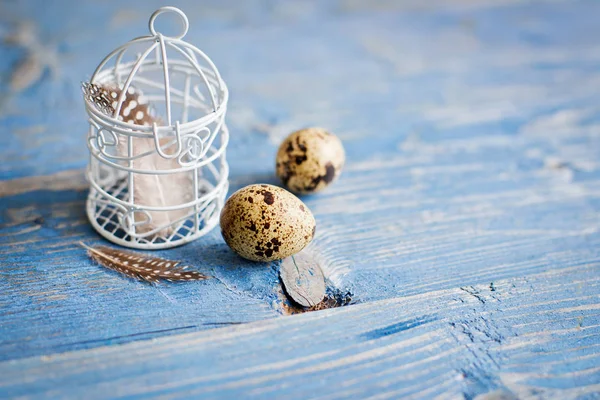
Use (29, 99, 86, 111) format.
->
(1, 0, 599, 398)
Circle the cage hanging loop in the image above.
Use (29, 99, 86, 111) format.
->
(149, 6, 189, 39)
(153, 121, 183, 159)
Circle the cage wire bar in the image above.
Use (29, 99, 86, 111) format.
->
(84, 6, 229, 249)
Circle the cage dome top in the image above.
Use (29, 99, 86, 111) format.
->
(88, 6, 228, 130)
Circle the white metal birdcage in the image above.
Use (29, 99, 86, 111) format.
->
(84, 6, 229, 249)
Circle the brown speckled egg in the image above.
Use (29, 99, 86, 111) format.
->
(276, 127, 345, 194)
(220, 184, 316, 262)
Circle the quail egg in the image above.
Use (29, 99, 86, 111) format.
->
(220, 184, 316, 262)
(276, 127, 345, 194)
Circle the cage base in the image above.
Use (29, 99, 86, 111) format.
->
(86, 178, 227, 250)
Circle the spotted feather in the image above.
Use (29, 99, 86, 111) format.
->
(81, 82, 115, 116)
(80, 242, 209, 283)
(81, 82, 156, 126)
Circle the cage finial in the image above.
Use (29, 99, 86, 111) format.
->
(148, 6, 189, 40)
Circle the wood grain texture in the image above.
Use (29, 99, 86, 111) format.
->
(1, 264, 598, 399)
(1, 0, 600, 397)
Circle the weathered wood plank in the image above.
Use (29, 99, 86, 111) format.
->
(2, 137, 599, 361)
(0, 263, 598, 399)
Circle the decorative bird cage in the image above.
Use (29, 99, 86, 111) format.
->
(84, 7, 229, 249)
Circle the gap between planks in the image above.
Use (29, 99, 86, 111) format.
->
(0, 169, 87, 198)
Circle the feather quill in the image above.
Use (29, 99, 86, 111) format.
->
(80, 242, 209, 283)
(83, 82, 192, 237)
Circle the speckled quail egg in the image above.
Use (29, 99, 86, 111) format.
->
(276, 127, 345, 194)
(220, 184, 316, 262)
